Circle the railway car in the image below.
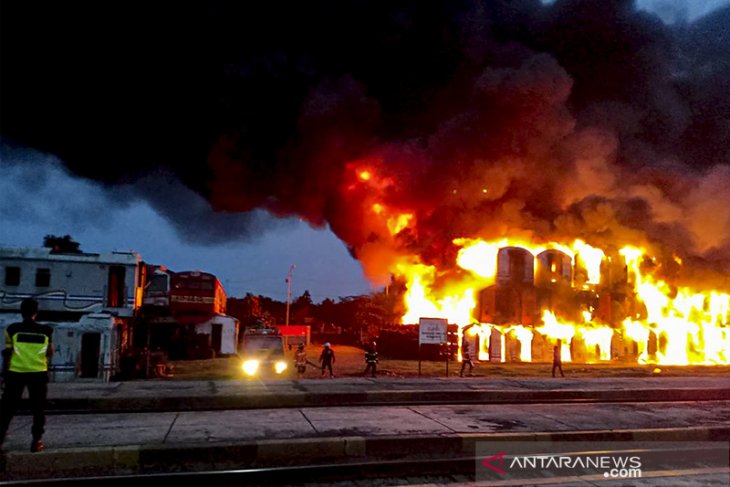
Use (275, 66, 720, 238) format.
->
(169, 271, 227, 318)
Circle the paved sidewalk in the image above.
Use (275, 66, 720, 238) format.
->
(37, 376, 730, 411)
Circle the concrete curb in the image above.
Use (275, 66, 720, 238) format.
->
(3, 426, 729, 481)
(39, 387, 730, 412)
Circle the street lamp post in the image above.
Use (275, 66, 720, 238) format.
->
(286, 264, 296, 326)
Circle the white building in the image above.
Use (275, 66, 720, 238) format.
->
(194, 314, 239, 356)
(0, 247, 143, 317)
(0, 247, 144, 381)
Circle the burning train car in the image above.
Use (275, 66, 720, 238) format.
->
(399, 238, 730, 366)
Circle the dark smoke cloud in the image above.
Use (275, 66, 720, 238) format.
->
(1, 1, 729, 285)
(0, 144, 287, 245)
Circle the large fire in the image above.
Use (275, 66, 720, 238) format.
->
(365, 194, 730, 365)
(395, 236, 730, 365)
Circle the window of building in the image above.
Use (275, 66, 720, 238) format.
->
(4, 267, 21, 286)
(35, 268, 51, 287)
(107, 266, 126, 307)
(148, 274, 169, 293)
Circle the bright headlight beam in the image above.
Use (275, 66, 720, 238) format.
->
(275, 361, 287, 374)
(242, 360, 259, 376)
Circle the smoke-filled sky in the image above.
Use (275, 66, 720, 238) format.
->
(2, 0, 730, 301)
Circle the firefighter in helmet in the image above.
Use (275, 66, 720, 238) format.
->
(295, 343, 307, 379)
(319, 342, 335, 378)
(364, 341, 378, 378)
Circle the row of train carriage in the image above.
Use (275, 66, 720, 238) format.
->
(0, 246, 239, 382)
(0, 268, 238, 382)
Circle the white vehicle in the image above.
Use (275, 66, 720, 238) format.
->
(239, 327, 288, 378)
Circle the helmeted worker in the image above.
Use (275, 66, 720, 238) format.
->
(295, 343, 307, 379)
(319, 342, 335, 378)
(364, 341, 378, 378)
(0, 298, 54, 452)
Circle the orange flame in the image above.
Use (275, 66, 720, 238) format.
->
(390, 236, 729, 365)
(573, 239, 604, 286)
(356, 162, 729, 366)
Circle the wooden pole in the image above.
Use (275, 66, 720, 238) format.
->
(446, 344, 450, 377)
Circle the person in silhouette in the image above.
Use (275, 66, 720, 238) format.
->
(295, 343, 307, 379)
(364, 341, 378, 378)
(319, 342, 335, 378)
(0, 298, 54, 453)
(552, 339, 565, 377)
(459, 339, 474, 377)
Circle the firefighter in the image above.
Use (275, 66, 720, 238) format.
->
(319, 342, 335, 378)
(459, 339, 474, 377)
(552, 339, 565, 377)
(364, 341, 378, 378)
(295, 343, 307, 379)
(0, 298, 54, 453)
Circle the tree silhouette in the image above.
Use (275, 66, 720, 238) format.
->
(293, 290, 313, 308)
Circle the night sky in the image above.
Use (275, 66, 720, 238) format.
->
(2, 0, 729, 301)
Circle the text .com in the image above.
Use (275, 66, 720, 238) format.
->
(605, 467, 642, 479)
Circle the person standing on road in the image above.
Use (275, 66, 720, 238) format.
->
(319, 342, 335, 378)
(552, 339, 565, 378)
(364, 341, 378, 378)
(459, 339, 474, 377)
(0, 298, 54, 453)
(295, 343, 307, 379)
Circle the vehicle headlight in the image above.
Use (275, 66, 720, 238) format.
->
(275, 361, 287, 374)
(242, 359, 259, 376)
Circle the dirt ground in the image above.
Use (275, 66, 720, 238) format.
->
(166, 342, 730, 381)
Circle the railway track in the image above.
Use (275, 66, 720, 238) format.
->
(2, 445, 727, 486)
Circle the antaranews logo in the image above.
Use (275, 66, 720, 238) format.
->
(477, 440, 728, 483)
(480, 451, 642, 479)
(482, 451, 507, 475)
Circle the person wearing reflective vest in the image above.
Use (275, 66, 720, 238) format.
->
(0, 298, 54, 453)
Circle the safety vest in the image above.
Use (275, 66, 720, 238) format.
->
(6, 323, 51, 373)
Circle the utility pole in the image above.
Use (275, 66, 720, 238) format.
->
(286, 264, 296, 326)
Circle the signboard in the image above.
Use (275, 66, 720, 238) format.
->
(419, 317, 448, 345)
